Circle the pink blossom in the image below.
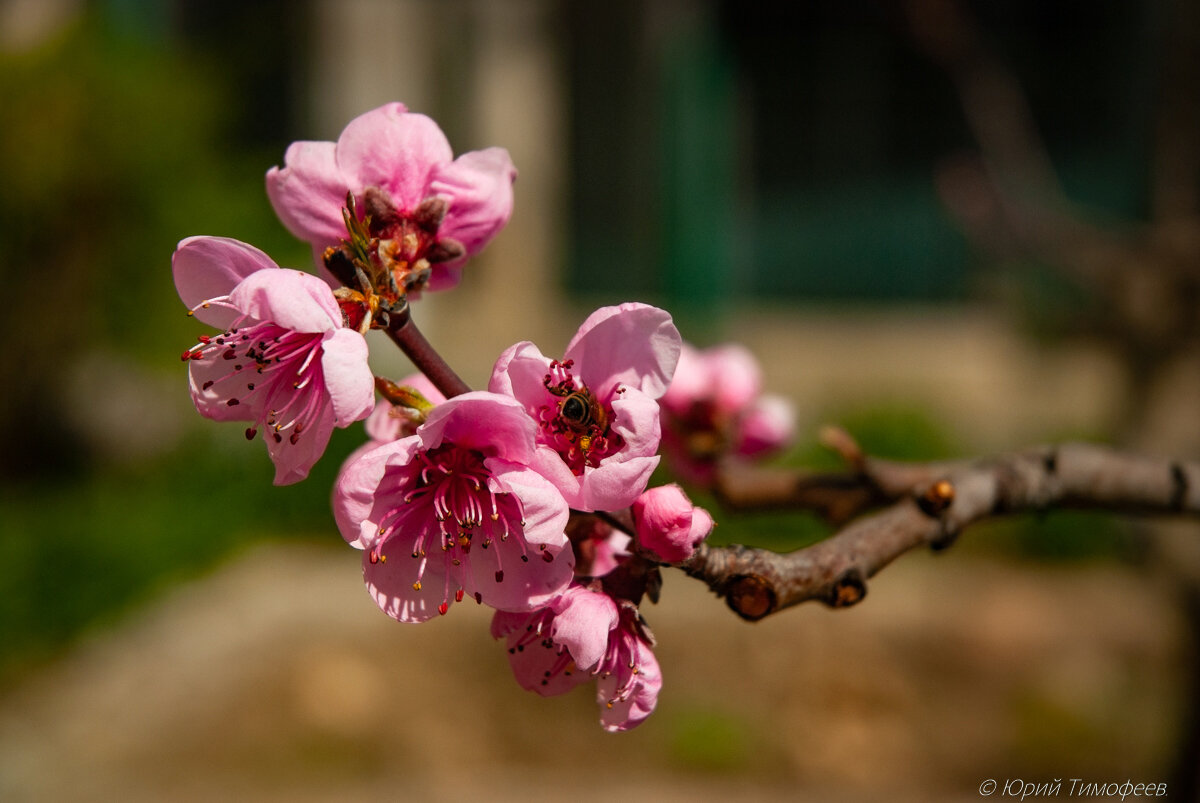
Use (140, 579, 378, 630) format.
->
(567, 514, 631, 579)
(266, 102, 516, 293)
(491, 585, 662, 732)
(489, 303, 681, 512)
(660, 341, 796, 483)
(631, 484, 713, 563)
(736, 394, 797, 458)
(333, 392, 574, 622)
(174, 236, 374, 485)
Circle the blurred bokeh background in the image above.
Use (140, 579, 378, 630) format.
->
(1, 0, 1198, 800)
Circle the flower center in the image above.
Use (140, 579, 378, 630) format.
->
(182, 318, 327, 445)
(371, 443, 553, 614)
(539, 359, 624, 474)
(324, 187, 466, 306)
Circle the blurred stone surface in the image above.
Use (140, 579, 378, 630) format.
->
(0, 541, 1185, 802)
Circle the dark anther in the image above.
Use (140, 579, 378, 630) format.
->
(363, 186, 401, 228)
(917, 480, 955, 517)
(1171, 463, 1188, 512)
(1043, 449, 1058, 475)
(323, 246, 361, 289)
(825, 569, 867, 609)
(413, 196, 449, 232)
(425, 238, 466, 264)
(725, 574, 775, 621)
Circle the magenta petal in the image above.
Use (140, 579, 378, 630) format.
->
(228, 269, 342, 333)
(550, 588, 618, 672)
(266, 140, 349, 248)
(173, 236, 279, 329)
(565, 303, 681, 399)
(430, 146, 517, 257)
(335, 104, 452, 210)
(320, 329, 374, 427)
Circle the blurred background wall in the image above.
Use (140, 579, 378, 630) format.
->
(1, 0, 1198, 799)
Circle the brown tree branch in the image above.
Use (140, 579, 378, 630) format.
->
(688, 442, 1200, 621)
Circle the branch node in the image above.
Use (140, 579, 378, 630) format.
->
(824, 569, 868, 609)
(917, 479, 956, 517)
(818, 425, 864, 469)
(725, 574, 776, 621)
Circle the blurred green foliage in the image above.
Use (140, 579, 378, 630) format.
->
(0, 11, 315, 680)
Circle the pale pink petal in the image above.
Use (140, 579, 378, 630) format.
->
(173, 236, 279, 329)
(735, 394, 796, 457)
(417, 391, 537, 464)
(335, 103, 452, 210)
(487, 340, 552, 402)
(565, 303, 681, 399)
(187, 359, 257, 422)
(265, 140, 349, 248)
(228, 269, 342, 333)
(320, 329, 374, 426)
(550, 587, 618, 672)
(660, 342, 707, 413)
(430, 146, 517, 257)
(708, 344, 762, 413)
(577, 455, 659, 513)
(494, 609, 591, 697)
(365, 548, 446, 623)
(598, 645, 661, 732)
(333, 438, 419, 548)
(484, 461, 571, 551)
(267, 403, 336, 486)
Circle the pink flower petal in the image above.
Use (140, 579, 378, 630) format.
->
(333, 438, 418, 548)
(228, 269, 342, 333)
(265, 140, 348, 248)
(173, 236, 279, 329)
(708, 344, 762, 413)
(565, 303, 681, 399)
(335, 103, 452, 211)
(266, 404, 336, 486)
(550, 587, 618, 672)
(417, 391, 537, 464)
(735, 394, 796, 457)
(598, 644, 661, 732)
(320, 329, 375, 426)
(430, 146, 517, 257)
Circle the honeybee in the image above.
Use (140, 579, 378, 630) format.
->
(549, 386, 608, 450)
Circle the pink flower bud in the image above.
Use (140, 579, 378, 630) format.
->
(632, 484, 713, 563)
